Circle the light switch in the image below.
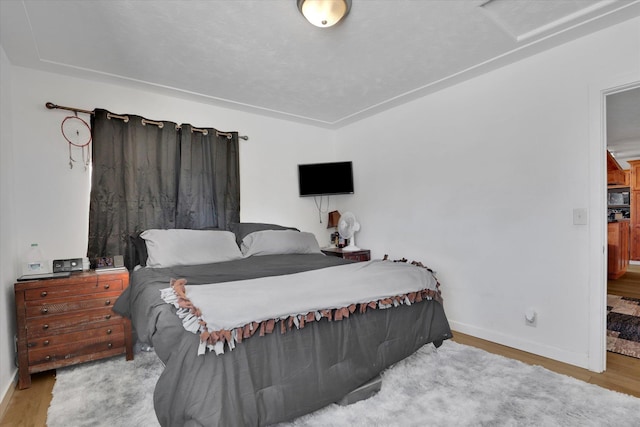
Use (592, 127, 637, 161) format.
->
(573, 208, 588, 225)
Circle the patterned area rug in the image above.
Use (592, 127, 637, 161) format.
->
(607, 294, 640, 359)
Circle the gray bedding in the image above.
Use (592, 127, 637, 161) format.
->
(114, 254, 452, 426)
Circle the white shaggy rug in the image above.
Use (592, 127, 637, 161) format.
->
(48, 340, 640, 427)
(47, 345, 162, 427)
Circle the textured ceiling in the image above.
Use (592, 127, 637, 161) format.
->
(0, 0, 639, 129)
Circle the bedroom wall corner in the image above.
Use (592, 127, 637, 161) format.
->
(332, 16, 640, 369)
(238, 121, 341, 244)
(0, 44, 19, 412)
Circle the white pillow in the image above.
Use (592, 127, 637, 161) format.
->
(241, 230, 321, 257)
(141, 229, 242, 268)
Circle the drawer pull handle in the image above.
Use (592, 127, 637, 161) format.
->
(41, 307, 48, 314)
(43, 324, 49, 330)
(41, 291, 48, 297)
(45, 355, 51, 361)
(104, 284, 110, 289)
(105, 314, 111, 320)
(107, 343, 113, 349)
(43, 340, 49, 346)
(106, 329, 112, 335)
(105, 300, 111, 306)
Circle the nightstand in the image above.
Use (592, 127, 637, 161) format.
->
(321, 247, 371, 262)
(14, 270, 133, 389)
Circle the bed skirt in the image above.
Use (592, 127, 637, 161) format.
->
(153, 297, 452, 426)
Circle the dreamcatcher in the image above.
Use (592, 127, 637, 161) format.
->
(60, 112, 92, 170)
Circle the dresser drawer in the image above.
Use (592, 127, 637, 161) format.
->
(28, 334, 125, 366)
(26, 307, 122, 338)
(27, 324, 124, 350)
(343, 252, 371, 262)
(321, 248, 371, 262)
(25, 291, 122, 318)
(24, 278, 123, 301)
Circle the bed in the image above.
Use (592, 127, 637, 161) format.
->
(114, 224, 452, 426)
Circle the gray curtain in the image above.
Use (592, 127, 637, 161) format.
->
(87, 109, 240, 269)
(176, 124, 240, 229)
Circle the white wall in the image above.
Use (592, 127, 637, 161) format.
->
(335, 17, 640, 368)
(0, 65, 340, 400)
(0, 45, 18, 409)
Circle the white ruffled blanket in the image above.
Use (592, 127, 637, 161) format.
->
(161, 260, 440, 355)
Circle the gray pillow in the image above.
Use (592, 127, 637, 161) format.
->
(230, 222, 299, 246)
(130, 227, 221, 267)
(141, 229, 242, 268)
(241, 230, 321, 257)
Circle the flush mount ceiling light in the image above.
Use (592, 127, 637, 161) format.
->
(297, 0, 351, 27)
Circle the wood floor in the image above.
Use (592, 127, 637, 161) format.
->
(1, 265, 639, 426)
(0, 371, 54, 427)
(609, 263, 640, 299)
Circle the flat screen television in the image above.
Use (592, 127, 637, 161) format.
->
(298, 161, 354, 197)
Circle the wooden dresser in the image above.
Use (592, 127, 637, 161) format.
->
(321, 247, 371, 262)
(14, 270, 133, 389)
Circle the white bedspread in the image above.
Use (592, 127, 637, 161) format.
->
(162, 260, 439, 354)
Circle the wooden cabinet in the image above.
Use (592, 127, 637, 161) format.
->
(14, 270, 133, 389)
(608, 169, 627, 186)
(632, 197, 640, 261)
(632, 160, 640, 189)
(608, 221, 630, 279)
(630, 160, 640, 261)
(321, 247, 371, 262)
(607, 151, 628, 185)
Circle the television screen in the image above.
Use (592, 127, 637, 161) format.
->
(298, 161, 354, 197)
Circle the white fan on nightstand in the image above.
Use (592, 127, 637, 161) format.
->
(338, 211, 361, 252)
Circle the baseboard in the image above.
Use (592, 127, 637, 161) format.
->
(0, 377, 17, 422)
(630, 260, 640, 266)
(449, 320, 590, 369)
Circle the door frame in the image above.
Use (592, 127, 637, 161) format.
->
(588, 75, 640, 372)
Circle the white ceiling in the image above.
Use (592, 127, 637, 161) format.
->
(607, 87, 640, 169)
(0, 0, 639, 130)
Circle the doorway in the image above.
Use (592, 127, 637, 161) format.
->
(604, 83, 640, 368)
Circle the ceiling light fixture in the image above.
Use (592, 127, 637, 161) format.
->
(297, 0, 351, 28)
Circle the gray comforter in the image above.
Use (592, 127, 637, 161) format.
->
(114, 254, 452, 426)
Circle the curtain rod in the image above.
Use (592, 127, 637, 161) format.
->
(45, 102, 249, 141)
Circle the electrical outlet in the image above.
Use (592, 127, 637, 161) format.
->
(525, 308, 537, 327)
